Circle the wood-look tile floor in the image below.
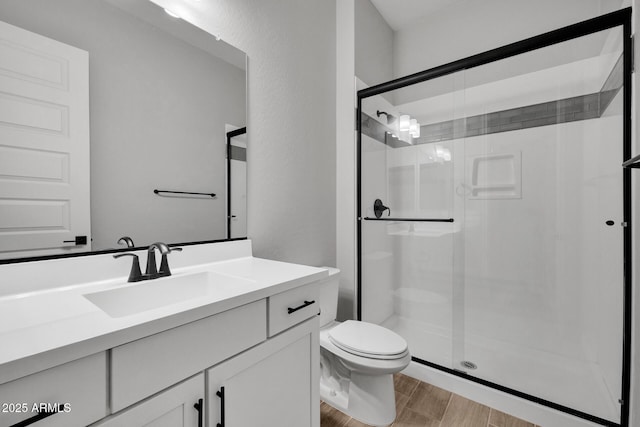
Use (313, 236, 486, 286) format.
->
(320, 374, 542, 427)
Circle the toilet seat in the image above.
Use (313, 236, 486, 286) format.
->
(328, 320, 408, 360)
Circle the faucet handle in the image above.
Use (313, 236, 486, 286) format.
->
(113, 253, 143, 282)
(158, 247, 182, 277)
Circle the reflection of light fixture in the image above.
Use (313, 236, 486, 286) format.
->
(399, 115, 410, 131)
(399, 114, 420, 140)
(164, 8, 181, 18)
(409, 119, 420, 138)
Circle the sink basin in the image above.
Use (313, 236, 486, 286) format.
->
(83, 271, 256, 318)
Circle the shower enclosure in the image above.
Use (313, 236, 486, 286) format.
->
(356, 9, 631, 427)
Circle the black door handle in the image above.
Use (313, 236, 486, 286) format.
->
(216, 387, 225, 427)
(194, 398, 203, 427)
(63, 235, 87, 245)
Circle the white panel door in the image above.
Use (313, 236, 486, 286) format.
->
(0, 20, 90, 258)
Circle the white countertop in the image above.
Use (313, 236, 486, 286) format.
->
(0, 255, 327, 385)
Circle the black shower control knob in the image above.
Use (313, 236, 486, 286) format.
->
(373, 199, 390, 218)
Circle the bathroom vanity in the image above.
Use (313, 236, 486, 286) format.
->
(0, 240, 324, 427)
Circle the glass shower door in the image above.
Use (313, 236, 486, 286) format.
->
(359, 71, 465, 370)
(455, 26, 625, 423)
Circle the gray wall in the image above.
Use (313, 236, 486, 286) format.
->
(0, 0, 246, 250)
(152, 0, 337, 267)
(354, 0, 394, 88)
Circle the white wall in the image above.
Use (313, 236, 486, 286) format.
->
(336, 0, 357, 320)
(151, 0, 337, 267)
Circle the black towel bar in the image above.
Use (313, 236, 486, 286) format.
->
(154, 189, 216, 198)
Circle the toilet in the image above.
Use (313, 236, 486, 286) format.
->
(317, 268, 411, 427)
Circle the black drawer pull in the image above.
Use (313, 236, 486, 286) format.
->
(194, 398, 203, 427)
(216, 386, 225, 427)
(287, 300, 315, 314)
(11, 404, 63, 427)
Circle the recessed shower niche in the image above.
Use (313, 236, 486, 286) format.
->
(468, 151, 522, 199)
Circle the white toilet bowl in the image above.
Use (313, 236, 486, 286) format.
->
(316, 269, 410, 427)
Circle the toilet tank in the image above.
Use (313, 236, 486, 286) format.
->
(316, 267, 340, 327)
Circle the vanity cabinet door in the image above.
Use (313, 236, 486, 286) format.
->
(207, 317, 319, 427)
(92, 374, 204, 427)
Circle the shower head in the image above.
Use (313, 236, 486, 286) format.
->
(376, 110, 396, 125)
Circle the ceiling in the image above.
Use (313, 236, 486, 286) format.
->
(369, 0, 628, 32)
(369, 0, 467, 31)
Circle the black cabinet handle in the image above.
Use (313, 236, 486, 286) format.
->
(287, 300, 315, 314)
(62, 235, 87, 245)
(193, 398, 203, 427)
(216, 386, 225, 427)
(11, 404, 63, 427)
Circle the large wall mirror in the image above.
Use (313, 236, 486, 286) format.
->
(0, 0, 247, 261)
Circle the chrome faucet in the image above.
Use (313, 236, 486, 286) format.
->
(145, 242, 182, 279)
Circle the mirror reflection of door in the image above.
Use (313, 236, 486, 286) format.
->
(226, 126, 247, 239)
(0, 20, 91, 258)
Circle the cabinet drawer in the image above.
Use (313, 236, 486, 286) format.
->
(111, 299, 266, 412)
(0, 352, 107, 427)
(268, 282, 319, 336)
(93, 374, 203, 427)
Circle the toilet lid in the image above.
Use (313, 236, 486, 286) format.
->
(328, 320, 408, 359)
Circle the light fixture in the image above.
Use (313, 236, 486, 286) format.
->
(399, 115, 410, 132)
(164, 8, 181, 18)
